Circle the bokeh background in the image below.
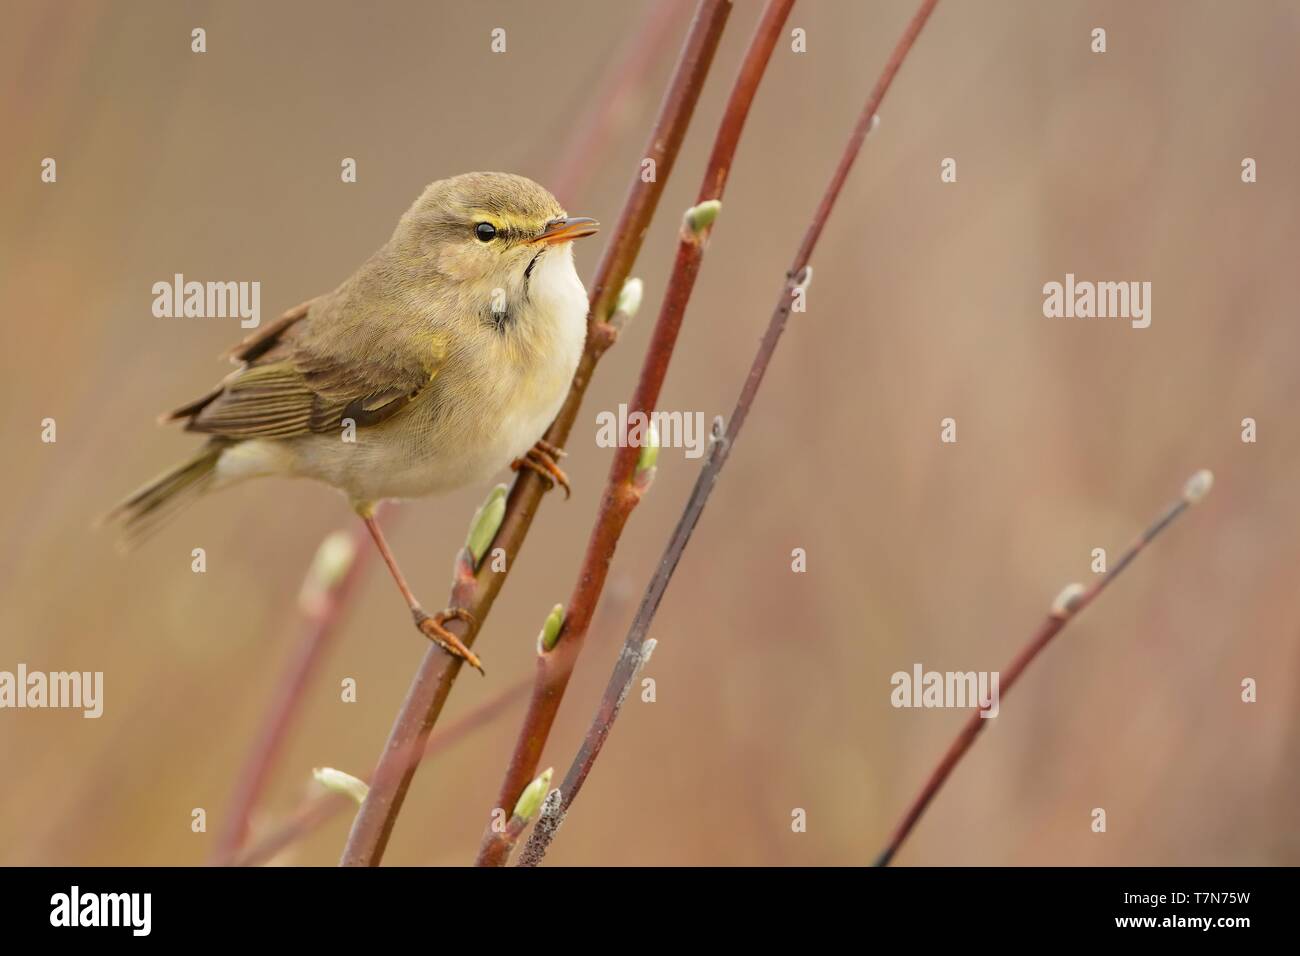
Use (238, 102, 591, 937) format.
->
(2, 0, 1297, 866)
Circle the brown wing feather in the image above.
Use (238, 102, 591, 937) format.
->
(184, 364, 315, 438)
(225, 298, 314, 362)
(160, 300, 314, 425)
(164, 297, 437, 441)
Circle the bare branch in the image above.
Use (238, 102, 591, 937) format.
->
(516, 0, 945, 867)
(229, 676, 530, 867)
(873, 470, 1215, 866)
(339, 0, 734, 867)
(209, 522, 373, 865)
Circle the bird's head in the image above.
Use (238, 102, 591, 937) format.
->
(395, 172, 598, 311)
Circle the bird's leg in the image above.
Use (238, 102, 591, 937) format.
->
(355, 504, 484, 674)
(511, 439, 571, 498)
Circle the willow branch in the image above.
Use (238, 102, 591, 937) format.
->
(873, 469, 1215, 866)
(229, 676, 530, 867)
(209, 521, 374, 865)
(547, 0, 694, 206)
(475, 0, 795, 868)
(339, 0, 733, 867)
(516, 0, 944, 867)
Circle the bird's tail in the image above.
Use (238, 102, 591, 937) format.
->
(101, 443, 225, 549)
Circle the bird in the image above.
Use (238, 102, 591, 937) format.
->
(105, 171, 600, 673)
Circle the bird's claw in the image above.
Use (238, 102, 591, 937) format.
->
(512, 441, 571, 498)
(414, 607, 484, 674)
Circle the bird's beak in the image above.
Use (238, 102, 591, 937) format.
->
(536, 216, 599, 244)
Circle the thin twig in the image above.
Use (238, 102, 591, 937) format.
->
(517, 0, 944, 867)
(514, 637, 657, 868)
(475, 0, 795, 868)
(229, 676, 531, 867)
(873, 469, 1215, 866)
(209, 521, 374, 865)
(339, 0, 733, 867)
(547, 0, 694, 206)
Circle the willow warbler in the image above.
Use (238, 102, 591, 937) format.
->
(107, 172, 599, 671)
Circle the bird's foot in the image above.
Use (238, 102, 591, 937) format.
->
(414, 607, 484, 674)
(512, 440, 571, 498)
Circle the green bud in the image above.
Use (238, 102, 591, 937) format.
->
(512, 767, 553, 822)
(636, 422, 660, 475)
(298, 530, 357, 614)
(312, 767, 369, 805)
(537, 603, 565, 653)
(1050, 582, 1086, 619)
(1183, 469, 1214, 504)
(615, 277, 644, 321)
(684, 199, 721, 235)
(465, 484, 508, 566)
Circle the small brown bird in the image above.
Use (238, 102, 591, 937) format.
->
(107, 172, 599, 672)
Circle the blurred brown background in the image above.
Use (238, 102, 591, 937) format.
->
(2, 0, 1297, 866)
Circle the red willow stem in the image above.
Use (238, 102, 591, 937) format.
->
(209, 519, 375, 866)
(339, 0, 733, 867)
(228, 676, 531, 867)
(475, 0, 797, 869)
(547, 0, 693, 206)
(874, 472, 1212, 866)
(515, 0, 944, 867)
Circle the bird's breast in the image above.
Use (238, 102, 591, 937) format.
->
(487, 248, 588, 462)
(318, 248, 588, 503)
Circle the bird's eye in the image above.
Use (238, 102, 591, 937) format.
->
(475, 222, 497, 242)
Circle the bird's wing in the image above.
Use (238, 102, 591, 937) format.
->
(225, 298, 315, 362)
(160, 300, 316, 424)
(162, 299, 443, 441)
